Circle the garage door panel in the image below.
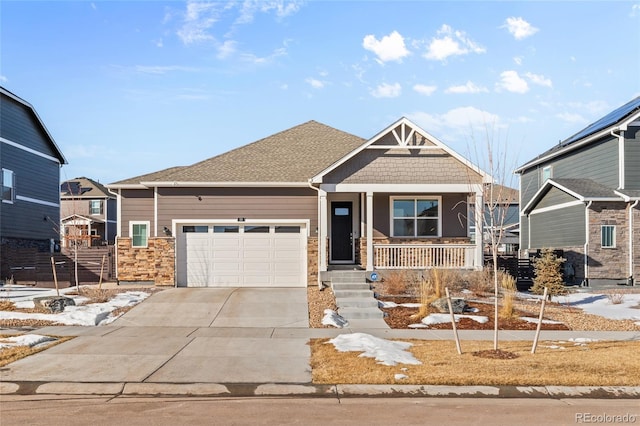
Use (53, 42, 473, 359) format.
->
(178, 223, 306, 287)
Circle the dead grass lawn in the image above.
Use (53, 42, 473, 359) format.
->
(0, 335, 73, 367)
(310, 338, 640, 386)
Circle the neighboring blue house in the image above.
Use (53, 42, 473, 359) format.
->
(515, 97, 640, 287)
(0, 87, 67, 278)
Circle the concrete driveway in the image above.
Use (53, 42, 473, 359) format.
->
(1, 287, 328, 385)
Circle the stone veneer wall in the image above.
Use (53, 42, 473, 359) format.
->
(117, 237, 175, 286)
(307, 237, 318, 286)
(588, 202, 629, 280)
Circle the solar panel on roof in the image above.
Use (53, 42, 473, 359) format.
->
(560, 96, 640, 147)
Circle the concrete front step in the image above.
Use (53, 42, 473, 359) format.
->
(335, 297, 379, 309)
(332, 282, 371, 291)
(333, 289, 375, 299)
(338, 306, 384, 320)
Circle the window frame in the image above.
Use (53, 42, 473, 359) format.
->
(542, 165, 552, 182)
(89, 199, 102, 215)
(390, 196, 442, 238)
(2, 168, 15, 204)
(601, 225, 616, 248)
(129, 221, 150, 248)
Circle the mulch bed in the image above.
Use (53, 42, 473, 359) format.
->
(379, 296, 570, 330)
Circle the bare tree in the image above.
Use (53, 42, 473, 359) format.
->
(467, 122, 519, 351)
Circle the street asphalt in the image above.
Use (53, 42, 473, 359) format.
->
(1, 287, 639, 399)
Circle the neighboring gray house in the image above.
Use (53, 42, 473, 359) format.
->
(515, 96, 640, 286)
(60, 177, 117, 247)
(107, 118, 491, 287)
(0, 87, 67, 277)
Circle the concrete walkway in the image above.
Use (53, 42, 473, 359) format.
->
(1, 288, 639, 398)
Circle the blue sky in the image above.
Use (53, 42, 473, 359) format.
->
(2, 1, 639, 185)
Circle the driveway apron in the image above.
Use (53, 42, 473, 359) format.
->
(0, 287, 314, 384)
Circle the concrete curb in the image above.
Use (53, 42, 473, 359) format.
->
(2, 381, 639, 399)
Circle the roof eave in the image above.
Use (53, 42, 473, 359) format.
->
(138, 181, 311, 188)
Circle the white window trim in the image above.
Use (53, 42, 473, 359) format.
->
(89, 200, 102, 215)
(2, 168, 15, 204)
(542, 165, 552, 182)
(390, 196, 442, 238)
(601, 225, 616, 248)
(129, 221, 150, 248)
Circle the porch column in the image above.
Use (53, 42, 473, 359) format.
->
(474, 190, 483, 270)
(319, 190, 328, 273)
(366, 191, 373, 271)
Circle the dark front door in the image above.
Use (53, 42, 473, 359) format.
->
(331, 201, 353, 262)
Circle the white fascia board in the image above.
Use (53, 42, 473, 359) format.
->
(320, 183, 482, 193)
(1, 137, 62, 164)
(15, 195, 59, 208)
(614, 190, 640, 202)
(529, 200, 584, 215)
(515, 109, 640, 174)
(141, 181, 309, 188)
(521, 180, 578, 214)
(310, 117, 492, 184)
(105, 184, 148, 189)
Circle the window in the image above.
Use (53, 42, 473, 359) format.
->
(275, 226, 300, 233)
(391, 197, 440, 237)
(213, 226, 239, 233)
(2, 169, 14, 203)
(244, 225, 269, 233)
(89, 200, 102, 215)
(130, 221, 149, 248)
(601, 225, 616, 248)
(542, 166, 552, 182)
(183, 225, 208, 233)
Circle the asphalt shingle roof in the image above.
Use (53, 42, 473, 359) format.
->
(551, 178, 617, 199)
(110, 121, 365, 186)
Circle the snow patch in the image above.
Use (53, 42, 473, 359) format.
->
(328, 333, 422, 366)
(321, 309, 349, 328)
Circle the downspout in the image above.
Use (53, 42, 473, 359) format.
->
(630, 200, 639, 286)
(107, 188, 121, 281)
(307, 181, 323, 289)
(583, 200, 593, 287)
(611, 129, 624, 190)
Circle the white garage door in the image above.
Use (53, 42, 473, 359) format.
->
(176, 223, 307, 287)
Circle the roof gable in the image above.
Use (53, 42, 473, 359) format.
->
(522, 178, 620, 214)
(61, 177, 113, 198)
(311, 117, 491, 184)
(516, 96, 640, 173)
(0, 86, 67, 164)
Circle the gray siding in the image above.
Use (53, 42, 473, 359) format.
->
(372, 193, 468, 238)
(156, 187, 318, 236)
(120, 189, 154, 237)
(324, 149, 483, 185)
(0, 143, 61, 241)
(529, 204, 585, 248)
(520, 215, 529, 248)
(0, 95, 58, 157)
(536, 186, 577, 209)
(520, 171, 539, 210)
(624, 126, 640, 190)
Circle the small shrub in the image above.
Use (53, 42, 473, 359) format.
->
(499, 273, 517, 319)
(380, 270, 410, 296)
(606, 292, 625, 305)
(465, 269, 494, 295)
(0, 300, 16, 311)
(416, 278, 434, 318)
(531, 249, 566, 300)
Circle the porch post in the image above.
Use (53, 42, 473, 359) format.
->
(319, 190, 328, 273)
(366, 191, 374, 271)
(475, 190, 484, 270)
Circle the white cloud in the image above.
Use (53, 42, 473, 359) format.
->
(239, 45, 287, 64)
(445, 81, 488, 94)
(362, 30, 410, 63)
(371, 82, 402, 98)
(177, 1, 220, 45)
(0, 75, 7, 83)
(306, 78, 325, 89)
(525, 72, 552, 88)
(513, 56, 523, 66)
(407, 106, 502, 143)
(413, 84, 437, 96)
(423, 24, 485, 62)
(236, 0, 303, 25)
(496, 70, 529, 94)
(503, 17, 539, 40)
(631, 4, 640, 17)
(217, 40, 237, 59)
(556, 112, 585, 124)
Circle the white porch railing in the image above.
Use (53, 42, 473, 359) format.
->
(373, 244, 476, 269)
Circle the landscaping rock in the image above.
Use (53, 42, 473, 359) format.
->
(430, 297, 467, 314)
(33, 296, 75, 313)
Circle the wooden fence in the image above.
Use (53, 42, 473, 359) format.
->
(1, 246, 115, 287)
